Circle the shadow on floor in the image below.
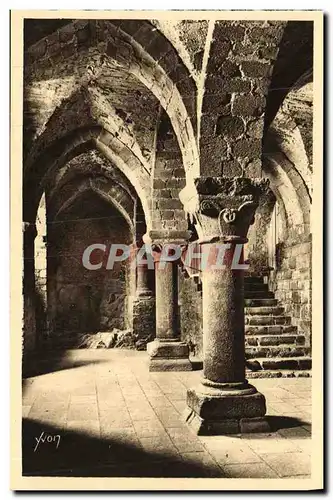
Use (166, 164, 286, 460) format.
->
(22, 419, 223, 478)
(190, 359, 203, 371)
(22, 352, 108, 378)
(266, 416, 311, 435)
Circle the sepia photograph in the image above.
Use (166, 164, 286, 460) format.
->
(11, 10, 323, 490)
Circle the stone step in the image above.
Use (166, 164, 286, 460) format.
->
(246, 315, 291, 326)
(244, 276, 264, 284)
(245, 333, 306, 347)
(245, 298, 278, 307)
(245, 306, 285, 316)
(245, 345, 311, 359)
(244, 283, 268, 291)
(244, 291, 275, 299)
(245, 324, 298, 335)
(249, 356, 312, 371)
(246, 369, 311, 379)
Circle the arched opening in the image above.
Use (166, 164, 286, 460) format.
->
(47, 189, 134, 349)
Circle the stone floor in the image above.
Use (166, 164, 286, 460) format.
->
(22, 349, 312, 478)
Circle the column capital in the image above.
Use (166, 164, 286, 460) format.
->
(179, 176, 269, 243)
(143, 230, 192, 248)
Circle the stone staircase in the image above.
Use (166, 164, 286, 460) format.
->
(244, 276, 311, 378)
(184, 271, 311, 378)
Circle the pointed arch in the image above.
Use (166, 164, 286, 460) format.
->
(25, 19, 200, 181)
(23, 126, 152, 230)
(51, 177, 135, 231)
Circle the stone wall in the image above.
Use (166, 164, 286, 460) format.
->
(47, 202, 133, 348)
(152, 112, 187, 233)
(200, 21, 285, 178)
(270, 236, 312, 344)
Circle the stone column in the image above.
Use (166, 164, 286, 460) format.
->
(132, 242, 156, 349)
(136, 256, 153, 297)
(179, 177, 270, 434)
(146, 230, 192, 371)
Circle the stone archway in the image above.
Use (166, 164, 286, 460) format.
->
(24, 19, 200, 182)
(47, 186, 134, 349)
(23, 126, 153, 231)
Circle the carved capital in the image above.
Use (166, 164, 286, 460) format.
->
(142, 230, 191, 264)
(143, 230, 192, 247)
(179, 177, 269, 243)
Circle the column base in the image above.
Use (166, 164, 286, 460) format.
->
(147, 339, 192, 372)
(184, 382, 268, 435)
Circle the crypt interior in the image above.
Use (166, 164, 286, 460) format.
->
(22, 18, 313, 478)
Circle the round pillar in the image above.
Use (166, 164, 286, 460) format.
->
(180, 177, 270, 435)
(201, 243, 245, 384)
(136, 261, 151, 296)
(155, 259, 179, 340)
(145, 233, 192, 372)
(132, 243, 155, 347)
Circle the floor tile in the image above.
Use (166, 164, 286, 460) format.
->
(139, 436, 180, 457)
(269, 401, 302, 414)
(66, 420, 100, 438)
(146, 397, 173, 408)
(200, 435, 243, 450)
(127, 407, 157, 421)
(244, 437, 301, 454)
(222, 462, 279, 478)
(100, 428, 140, 446)
(209, 444, 263, 465)
(67, 403, 99, 421)
(261, 452, 311, 477)
(133, 419, 166, 438)
(171, 401, 188, 414)
(172, 438, 206, 453)
(288, 439, 312, 455)
(97, 398, 127, 410)
(180, 452, 223, 477)
(70, 395, 97, 404)
(157, 411, 185, 428)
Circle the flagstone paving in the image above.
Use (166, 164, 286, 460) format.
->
(22, 349, 312, 478)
